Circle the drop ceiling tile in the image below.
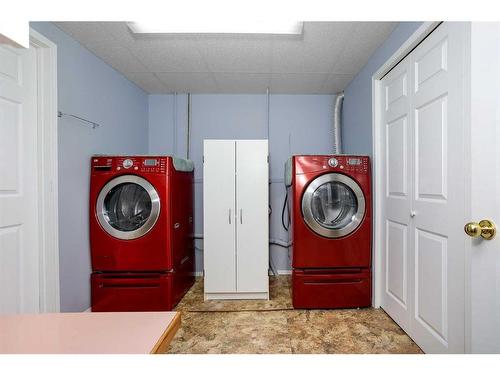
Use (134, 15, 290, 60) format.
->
(196, 37, 272, 73)
(56, 22, 148, 73)
(156, 72, 217, 93)
(333, 22, 398, 74)
(213, 73, 271, 93)
(98, 22, 137, 48)
(125, 72, 169, 93)
(319, 74, 355, 94)
(131, 39, 208, 72)
(54, 21, 400, 94)
(88, 44, 149, 73)
(271, 22, 356, 74)
(270, 73, 330, 94)
(55, 22, 117, 46)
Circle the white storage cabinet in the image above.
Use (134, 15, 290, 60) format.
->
(203, 140, 269, 300)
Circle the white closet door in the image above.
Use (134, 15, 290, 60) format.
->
(380, 22, 466, 353)
(380, 55, 412, 332)
(236, 140, 269, 294)
(203, 140, 236, 293)
(409, 22, 465, 354)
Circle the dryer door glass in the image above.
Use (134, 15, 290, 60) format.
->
(302, 173, 365, 238)
(96, 175, 161, 240)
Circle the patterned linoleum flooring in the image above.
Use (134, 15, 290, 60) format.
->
(165, 276, 422, 354)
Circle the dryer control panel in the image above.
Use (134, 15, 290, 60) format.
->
(91, 156, 168, 174)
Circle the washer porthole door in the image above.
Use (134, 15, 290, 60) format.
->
(96, 175, 160, 240)
(301, 173, 365, 238)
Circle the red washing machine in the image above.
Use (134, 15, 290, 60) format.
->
(289, 155, 372, 309)
(89, 155, 195, 311)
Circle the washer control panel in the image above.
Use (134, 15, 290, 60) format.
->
(92, 156, 167, 174)
(325, 156, 369, 173)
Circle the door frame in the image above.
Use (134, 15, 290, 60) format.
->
(371, 21, 472, 350)
(29, 28, 60, 312)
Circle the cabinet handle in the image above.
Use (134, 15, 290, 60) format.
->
(240, 208, 243, 224)
(228, 208, 231, 224)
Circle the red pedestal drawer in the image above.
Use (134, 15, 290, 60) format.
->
(91, 272, 174, 312)
(292, 269, 372, 309)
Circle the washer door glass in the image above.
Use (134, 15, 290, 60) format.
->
(104, 183, 152, 231)
(96, 175, 160, 240)
(302, 173, 365, 238)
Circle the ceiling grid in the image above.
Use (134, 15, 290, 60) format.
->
(55, 21, 397, 94)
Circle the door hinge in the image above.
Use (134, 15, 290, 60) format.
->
(202, 155, 204, 163)
(267, 155, 269, 163)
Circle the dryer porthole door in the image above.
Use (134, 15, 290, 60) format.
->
(301, 173, 365, 238)
(96, 175, 160, 240)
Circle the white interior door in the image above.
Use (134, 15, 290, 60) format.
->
(203, 140, 236, 293)
(468, 22, 500, 353)
(0, 44, 40, 313)
(380, 22, 466, 353)
(236, 140, 268, 294)
(380, 52, 412, 333)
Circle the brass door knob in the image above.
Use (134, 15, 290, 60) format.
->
(464, 220, 496, 240)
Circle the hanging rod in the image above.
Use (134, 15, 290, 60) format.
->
(58, 111, 101, 129)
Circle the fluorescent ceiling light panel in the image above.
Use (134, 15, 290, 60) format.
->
(127, 21, 303, 35)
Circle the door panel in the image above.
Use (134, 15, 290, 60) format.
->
(468, 22, 500, 354)
(302, 173, 365, 238)
(415, 95, 447, 201)
(386, 220, 408, 308)
(415, 228, 447, 344)
(381, 53, 412, 332)
(410, 22, 465, 353)
(203, 140, 236, 293)
(0, 45, 39, 313)
(414, 37, 448, 90)
(96, 175, 160, 240)
(236, 140, 268, 293)
(386, 116, 408, 198)
(381, 22, 466, 353)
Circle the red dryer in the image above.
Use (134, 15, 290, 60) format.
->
(289, 155, 372, 309)
(89, 155, 195, 311)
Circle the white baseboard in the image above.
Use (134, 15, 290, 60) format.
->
(267, 269, 293, 276)
(205, 292, 269, 300)
(195, 270, 291, 277)
(276, 270, 292, 275)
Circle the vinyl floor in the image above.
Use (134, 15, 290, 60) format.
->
(165, 276, 422, 354)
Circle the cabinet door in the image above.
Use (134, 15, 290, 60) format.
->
(236, 140, 269, 293)
(203, 140, 236, 293)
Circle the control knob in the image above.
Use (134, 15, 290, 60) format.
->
(122, 159, 133, 169)
(328, 157, 338, 167)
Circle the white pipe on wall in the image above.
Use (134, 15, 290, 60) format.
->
(266, 87, 270, 140)
(187, 93, 192, 159)
(173, 92, 177, 156)
(333, 92, 344, 154)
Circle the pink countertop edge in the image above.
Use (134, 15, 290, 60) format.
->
(0, 311, 179, 354)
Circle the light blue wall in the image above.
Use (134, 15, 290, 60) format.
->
(28, 20, 420, 310)
(342, 22, 423, 155)
(148, 94, 336, 272)
(30, 22, 149, 312)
